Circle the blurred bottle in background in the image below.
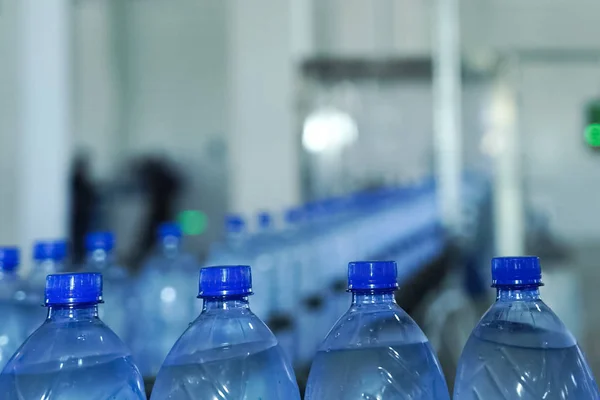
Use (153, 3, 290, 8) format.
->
(192, 180, 445, 373)
(254, 211, 297, 367)
(0, 273, 146, 399)
(151, 265, 301, 400)
(130, 222, 199, 377)
(205, 215, 275, 319)
(454, 257, 599, 399)
(0, 248, 36, 369)
(82, 231, 130, 341)
(253, 212, 277, 319)
(27, 240, 68, 323)
(305, 261, 450, 400)
(28, 240, 68, 289)
(205, 215, 250, 265)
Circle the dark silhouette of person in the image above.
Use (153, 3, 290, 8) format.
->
(70, 154, 97, 265)
(131, 156, 182, 269)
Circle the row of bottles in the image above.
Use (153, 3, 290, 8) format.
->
(0, 256, 596, 399)
(0, 179, 454, 380)
(205, 180, 445, 368)
(0, 225, 201, 379)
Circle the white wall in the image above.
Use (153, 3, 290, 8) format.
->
(313, 0, 432, 57)
(227, 0, 301, 215)
(73, 0, 228, 174)
(0, 1, 19, 244)
(462, 0, 600, 52)
(0, 0, 72, 255)
(72, 0, 229, 250)
(520, 60, 600, 243)
(313, 0, 600, 57)
(72, 1, 117, 180)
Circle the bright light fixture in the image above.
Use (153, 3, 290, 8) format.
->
(302, 108, 358, 153)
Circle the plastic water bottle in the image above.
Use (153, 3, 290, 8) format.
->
(305, 261, 450, 400)
(0, 248, 35, 369)
(254, 212, 297, 366)
(0, 273, 146, 399)
(206, 215, 252, 266)
(28, 240, 67, 290)
(151, 265, 301, 400)
(454, 256, 599, 399)
(131, 222, 199, 377)
(27, 240, 68, 322)
(82, 232, 130, 341)
(252, 212, 278, 321)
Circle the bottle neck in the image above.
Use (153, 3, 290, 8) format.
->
(47, 303, 100, 321)
(496, 286, 541, 301)
(351, 290, 397, 305)
(34, 259, 63, 275)
(160, 237, 181, 257)
(86, 249, 114, 270)
(226, 231, 246, 247)
(202, 296, 250, 312)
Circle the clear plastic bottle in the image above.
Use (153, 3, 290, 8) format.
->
(454, 256, 600, 399)
(253, 211, 278, 316)
(26, 240, 68, 322)
(131, 222, 199, 377)
(0, 248, 35, 369)
(0, 273, 146, 399)
(205, 215, 252, 266)
(305, 261, 450, 400)
(150, 265, 301, 400)
(255, 211, 297, 366)
(28, 240, 67, 290)
(82, 232, 130, 341)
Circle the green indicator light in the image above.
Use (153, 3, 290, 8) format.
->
(177, 210, 208, 235)
(584, 123, 600, 147)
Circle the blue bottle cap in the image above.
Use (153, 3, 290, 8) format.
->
(85, 232, 115, 252)
(45, 273, 103, 306)
(225, 215, 245, 234)
(198, 265, 253, 298)
(491, 256, 543, 287)
(158, 222, 182, 240)
(34, 240, 68, 261)
(257, 212, 272, 229)
(348, 261, 399, 291)
(0, 247, 19, 272)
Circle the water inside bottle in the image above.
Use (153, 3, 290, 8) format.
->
(0, 355, 145, 400)
(151, 342, 299, 400)
(305, 342, 449, 400)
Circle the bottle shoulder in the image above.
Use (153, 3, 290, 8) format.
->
(471, 299, 577, 348)
(163, 309, 277, 365)
(3, 318, 131, 372)
(321, 303, 429, 351)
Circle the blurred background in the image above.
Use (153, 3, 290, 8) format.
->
(1, 0, 600, 392)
